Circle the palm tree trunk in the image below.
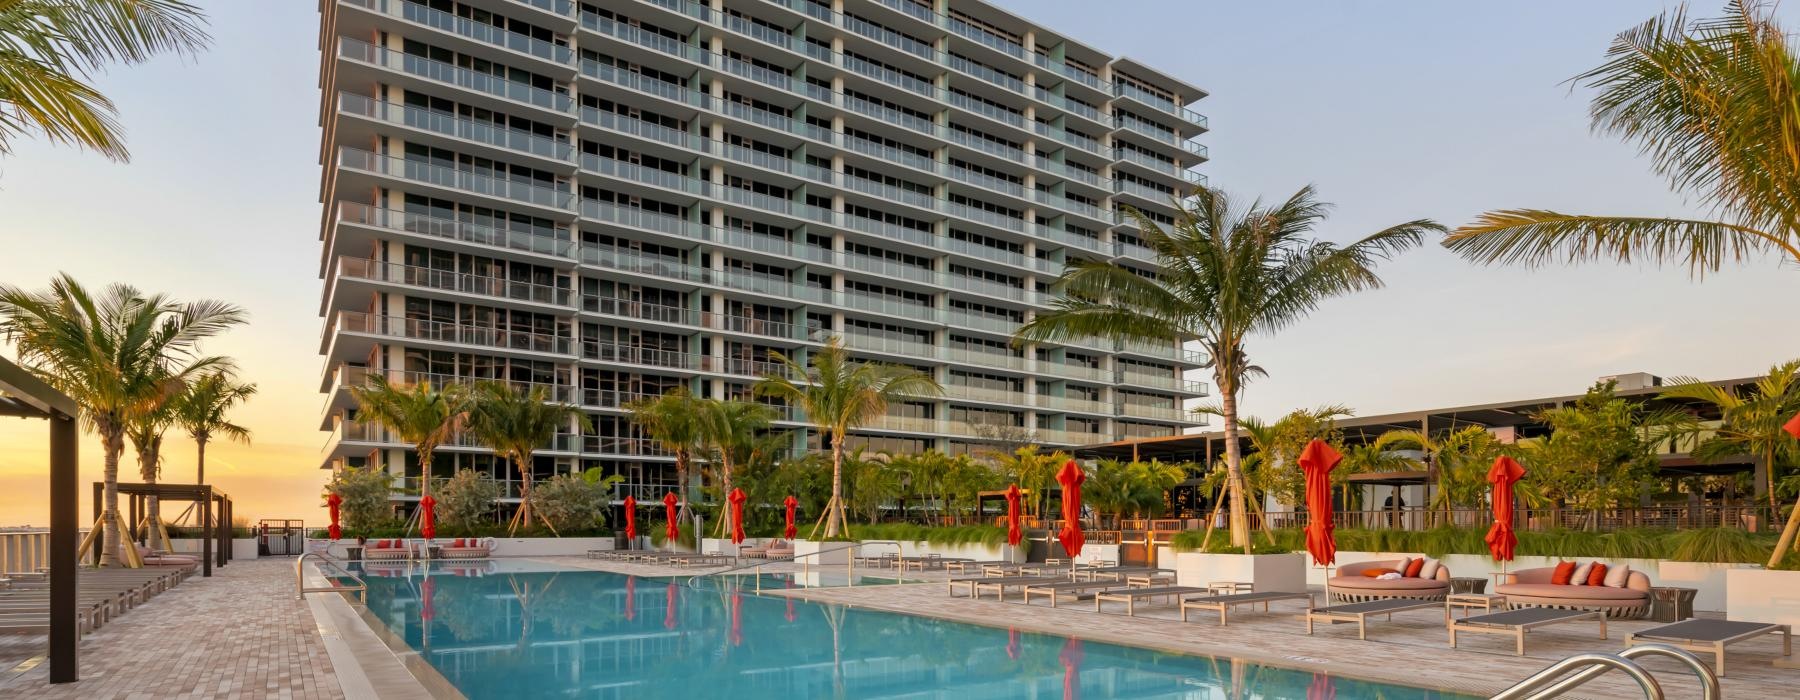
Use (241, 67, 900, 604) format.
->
(1771, 491, 1800, 569)
(417, 447, 434, 500)
(1218, 372, 1250, 549)
(100, 427, 124, 567)
(195, 436, 207, 485)
(674, 449, 690, 522)
(511, 455, 535, 536)
(825, 438, 845, 538)
(138, 441, 160, 551)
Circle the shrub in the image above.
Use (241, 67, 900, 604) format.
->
(327, 466, 394, 538)
(1167, 526, 1773, 563)
(1666, 528, 1772, 563)
(850, 524, 1009, 547)
(435, 470, 501, 529)
(532, 473, 608, 534)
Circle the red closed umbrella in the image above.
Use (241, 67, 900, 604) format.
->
(729, 590, 744, 647)
(1785, 411, 1800, 439)
(728, 488, 747, 545)
(782, 495, 798, 540)
(623, 495, 637, 544)
(420, 576, 435, 623)
(664, 581, 678, 630)
(1006, 627, 1021, 661)
(1485, 456, 1527, 565)
(1056, 460, 1086, 558)
(1059, 637, 1084, 700)
(784, 578, 795, 622)
(624, 576, 636, 622)
(419, 495, 437, 541)
(1307, 673, 1336, 700)
(1004, 484, 1023, 546)
(1299, 439, 1342, 566)
(662, 492, 679, 545)
(327, 493, 342, 541)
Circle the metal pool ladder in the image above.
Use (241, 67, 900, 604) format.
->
(295, 551, 367, 605)
(1490, 643, 1719, 700)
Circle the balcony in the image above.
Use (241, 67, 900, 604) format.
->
(839, 291, 937, 322)
(333, 203, 574, 259)
(1035, 394, 1111, 415)
(1112, 82, 1208, 131)
(337, 147, 574, 212)
(332, 257, 573, 308)
(841, 331, 935, 360)
(333, 367, 575, 404)
(336, 38, 572, 115)
(942, 347, 1027, 372)
(579, 340, 707, 372)
(333, 311, 571, 356)
(348, 0, 572, 67)
(1118, 403, 1190, 422)
(337, 93, 572, 164)
(867, 415, 941, 433)
(1042, 362, 1108, 383)
(1037, 429, 1113, 446)
(1118, 373, 1210, 396)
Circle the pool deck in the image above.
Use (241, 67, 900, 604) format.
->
(545, 556, 1799, 700)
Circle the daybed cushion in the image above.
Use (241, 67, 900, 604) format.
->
(1571, 562, 1594, 586)
(1329, 575, 1451, 592)
(1551, 561, 1576, 585)
(1494, 583, 1647, 601)
(1604, 564, 1632, 588)
(1360, 567, 1399, 578)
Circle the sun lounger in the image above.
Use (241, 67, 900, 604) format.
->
(1071, 566, 1160, 582)
(1094, 586, 1212, 616)
(1180, 591, 1315, 626)
(944, 560, 1008, 574)
(1626, 618, 1792, 676)
(946, 574, 1060, 598)
(980, 563, 1025, 576)
(1304, 598, 1444, 640)
(1448, 607, 1607, 655)
(1018, 562, 1074, 576)
(1020, 580, 1131, 607)
(969, 576, 1070, 601)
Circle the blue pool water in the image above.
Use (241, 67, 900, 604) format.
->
(348, 562, 1476, 699)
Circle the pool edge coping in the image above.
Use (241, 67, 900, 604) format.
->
(301, 560, 461, 700)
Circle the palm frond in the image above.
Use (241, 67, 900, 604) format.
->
(1444, 210, 1793, 274)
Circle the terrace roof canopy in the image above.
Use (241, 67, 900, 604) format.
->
(0, 356, 81, 683)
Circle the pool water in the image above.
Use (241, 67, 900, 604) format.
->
(349, 562, 1476, 699)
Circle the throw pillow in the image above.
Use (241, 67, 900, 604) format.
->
(1404, 558, 1426, 578)
(1360, 567, 1399, 578)
(1376, 572, 1402, 580)
(1587, 563, 1610, 586)
(1395, 557, 1414, 576)
(1551, 561, 1577, 585)
(1604, 563, 1632, 588)
(1419, 559, 1442, 580)
(1570, 562, 1594, 586)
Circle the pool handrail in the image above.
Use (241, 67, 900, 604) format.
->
(683, 540, 895, 588)
(295, 551, 367, 605)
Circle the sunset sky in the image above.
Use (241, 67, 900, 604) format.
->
(4, 0, 1797, 527)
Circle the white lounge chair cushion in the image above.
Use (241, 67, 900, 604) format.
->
(1570, 562, 1593, 586)
(1604, 563, 1632, 588)
(1376, 572, 1401, 580)
(1418, 558, 1441, 579)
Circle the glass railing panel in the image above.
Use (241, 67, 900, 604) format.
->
(339, 38, 572, 113)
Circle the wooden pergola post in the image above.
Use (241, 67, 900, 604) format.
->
(2, 357, 81, 683)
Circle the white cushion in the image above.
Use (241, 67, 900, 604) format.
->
(1418, 558, 1441, 580)
(1604, 563, 1632, 588)
(1570, 562, 1593, 586)
(1376, 572, 1402, 580)
(1395, 557, 1414, 576)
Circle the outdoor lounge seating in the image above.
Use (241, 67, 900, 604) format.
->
(1494, 564, 1652, 619)
(0, 567, 187, 639)
(1180, 591, 1315, 626)
(438, 538, 492, 559)
(1327, 559, 1451, 602)
(1020, 580, 1130, 607)
(943, 560, 1008, 574)
(1304, 598, 1444, 640)
(133, 544, 199, 571)
(1626, 619, 1793, 676)
(945, 575, 1063, 600)
(1447, 607, 1607, 655)
(1093, 586, 1211, 616)
(362, 539, 411, 560)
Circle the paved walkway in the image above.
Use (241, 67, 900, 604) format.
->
(0, 559, 344, 699)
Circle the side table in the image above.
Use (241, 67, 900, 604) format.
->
(1445, 593, 1505, 622)
(1449, 577, 1488, 594)
(1650, 586, 1697, 623)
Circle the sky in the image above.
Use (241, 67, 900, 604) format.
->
(2, 1, 1796, 526)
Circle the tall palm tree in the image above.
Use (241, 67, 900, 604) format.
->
(171, 370, 256, 484)
(1661, 362, 1800, 510)
(1443, 2, 1800, 274)
(0, 274, 244, 566)
(350, 375, 469, 505)
(0, 0, 210, 160)
(1016, 186, 1439, 547)
(126, 377, 178, 549)
(697, 398, 776, 519)
(755, 337, 941, 538)
(991, 445, 1071, 519)
(626, 386, 705, 520)
(466, 381, 592, 536)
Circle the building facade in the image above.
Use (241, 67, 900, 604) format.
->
(316, 0, 1211, 506)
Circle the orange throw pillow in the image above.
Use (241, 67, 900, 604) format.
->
(1551, 561, 1578, 585)
(1587, 563, 1609, 586)
(1403, 558, 1426, 578)
(1360, 567, 1399, 578)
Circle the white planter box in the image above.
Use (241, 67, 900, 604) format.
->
(1726, 569, 1800, 627)
(1659, 561, 1755, 613)
(1174, 552, 1307, 592)
(481, 537, 615, 557)
(1073, 544, 1120, 566)
(857, 539, 1027, 563)
(232, 538, 259, 560)
(793, 539, 850, 565)
(703, 538, 756, 556)
(169, 538, 258, 559)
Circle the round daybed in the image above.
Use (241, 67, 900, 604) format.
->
(1327, 559, 1452, 602)
(1494, 565, 1652, 619)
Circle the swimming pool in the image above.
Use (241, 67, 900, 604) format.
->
(348, 562, 1476, 699)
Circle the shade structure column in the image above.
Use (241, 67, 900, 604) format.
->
(49, 412, 78, 683)
(200, 492, 212, 578)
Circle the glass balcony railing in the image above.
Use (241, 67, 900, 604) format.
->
(333, 311, 570, 355)
(337, 38, 571, 113)
(334, 203, 574, 258)
(1113, 82, 1208, 129)
(353, 0, 571, 64)
(330, 366, 575, 404)
(1118, 403, 1189, 422)
(333, 257, 573, 307)
(337, 93, 572, 161)
(581, 340, 703, 371)
(506, 0, 571, 17)
(336, 147, 574, 210)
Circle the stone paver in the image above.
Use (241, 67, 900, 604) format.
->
(0, 559, 344, 699)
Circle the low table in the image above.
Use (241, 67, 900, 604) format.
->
(1445, 593, 1505, 620)
(1650, 586, 1698, 623)
(1449, 577, 1487, 594)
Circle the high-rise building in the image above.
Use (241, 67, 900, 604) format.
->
(316, 0, 1211, 508)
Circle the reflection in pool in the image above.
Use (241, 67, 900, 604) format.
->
(349, 562, 1476, 699)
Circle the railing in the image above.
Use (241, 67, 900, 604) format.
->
(0, 529, 53, 574)
(334, 257, 572, 307)
(295, 552, 367, 605)
(333, 311, 571, 355)
(1492, 644, 1718, 700)
(334, 203, 574, 258)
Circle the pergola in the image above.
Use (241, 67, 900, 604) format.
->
(0, 357, 80, 683)
(95, 482, 234, 577)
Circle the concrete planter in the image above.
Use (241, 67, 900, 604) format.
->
(1726, 569, 1800, 626)
(1659, 561, 1758, 613)
(1073, 543, 1120, 567)
(792, 539, 850, 565)
(868, 540, 1025, 563)
(169, 538, 259, 560)
(484, 537, 613, 557)
(702, 537, 757, 556)
(1173, 551, 1307, 592)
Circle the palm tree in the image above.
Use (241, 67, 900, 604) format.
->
(1336, 441, 1421, 513)
(1018, 188, 1438, 548)
(991, 445, 1071, 520)
(0, 274, 244, 566)
(350, 375, 469, 505)
(171, 370, 256, 484)
(696, 398, 776, 534)
(1442, 2, 1800, 274)
(626, 386, 705, 520)
(1661, 362, 1800, 509)
(466, 381, 592, 536)
(126, 379, 177, 549)
(754, 337, 942, 538)
(0, 0, 211, 160)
